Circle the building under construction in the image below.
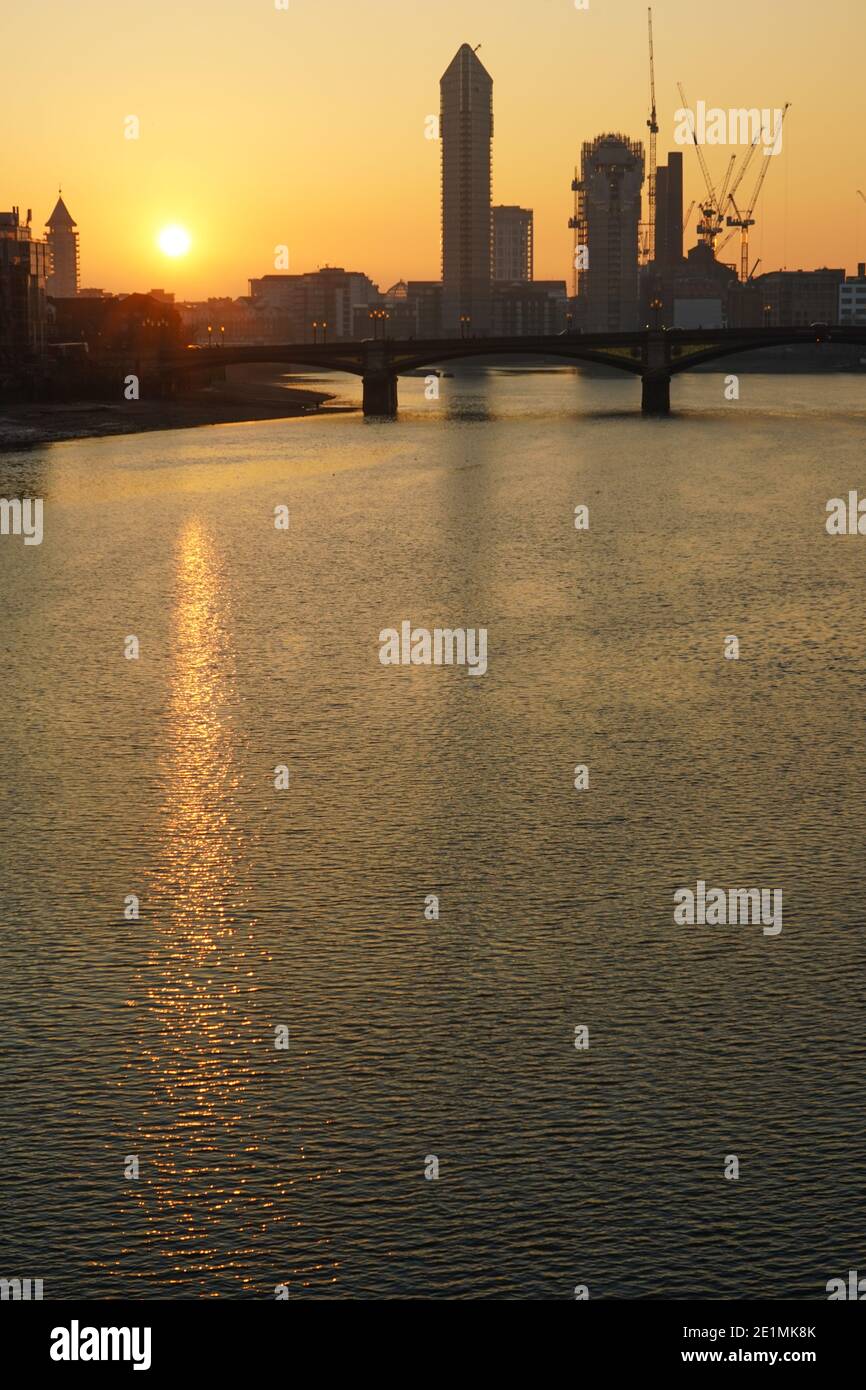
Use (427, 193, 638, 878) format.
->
(574, 133, 644, 331)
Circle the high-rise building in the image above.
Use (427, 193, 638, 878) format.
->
(654, 152, 683, 270)
(45, 193, 80, 298)
(493, 206, 533, 282)
(440, 43, 493, 336)
(576, 133, 644, 331)
(0, 206, 47, 363)
(642, 150, 685, 326)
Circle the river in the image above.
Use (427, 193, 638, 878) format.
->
(1, 365, 864, 1298)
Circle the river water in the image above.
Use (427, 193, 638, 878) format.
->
(1, 366, 865, 1299)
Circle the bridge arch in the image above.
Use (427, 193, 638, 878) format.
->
(386, 342, 644, 377)
(158, 347, 368, 377)
(667, 330, 853, 375)
(160, 341, 647, 379)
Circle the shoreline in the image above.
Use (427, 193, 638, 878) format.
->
(0, 367, 352, 451)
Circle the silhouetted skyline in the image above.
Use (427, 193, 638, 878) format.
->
(3, 0, 865, 296)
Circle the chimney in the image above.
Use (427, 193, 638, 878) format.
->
(859, 262, 865, 279)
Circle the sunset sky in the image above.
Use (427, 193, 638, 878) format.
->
(3, 0, 865, 298)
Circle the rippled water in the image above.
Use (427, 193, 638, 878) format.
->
(2, 366, 865, 1299)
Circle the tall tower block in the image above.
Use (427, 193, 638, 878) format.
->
(440, 44, 493, 336)
(664, 151, 683, 265)
(493, 206, 534, 282)
(45, 193, 79, 298)
(653, 151, 683, 270)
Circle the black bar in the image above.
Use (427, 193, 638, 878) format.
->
(5, 1298, 862, 1376)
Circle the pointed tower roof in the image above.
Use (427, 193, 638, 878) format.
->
(46, 193, 76, 229)
(441, 42, 492, 85)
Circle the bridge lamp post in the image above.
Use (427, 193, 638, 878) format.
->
(650, 298, 663, 330)
(763, 304, 773, 328)
(321, 319, 328, 344)
(220, 325, 225, 347)
(207, 324, 213, 350)
(460, 313, 471, 340)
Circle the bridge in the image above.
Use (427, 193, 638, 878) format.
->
(159, 325, 866, 417)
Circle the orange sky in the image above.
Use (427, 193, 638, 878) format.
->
(3, 0, 865, 298)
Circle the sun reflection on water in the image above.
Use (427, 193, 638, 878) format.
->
(109, 518, 289, 1295)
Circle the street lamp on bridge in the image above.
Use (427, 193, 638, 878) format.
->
(764, 304, 773, 327)
(650, 298, 663, 330)
(459, 313, 471, 339)
(368, 308, 388, 340)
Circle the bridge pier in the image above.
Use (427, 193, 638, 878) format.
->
(641, 372, 671, 416)
(362, 370, 398, 417)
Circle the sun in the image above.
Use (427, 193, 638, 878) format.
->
(157, 225, 191, 258)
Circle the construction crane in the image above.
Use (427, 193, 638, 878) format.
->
(568, 167, 582, 297)
(715, 155, 737, 222)
(677, 82, 729, 251)
(683, 199, 696, 233)
(645, 8, 659, 263)
(723, 104, 790, 281)
(858, 190, 866, 205)
(714, 132, 764, 256)
(723, 134, 762, 218)
(703, 152, 737, 246)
